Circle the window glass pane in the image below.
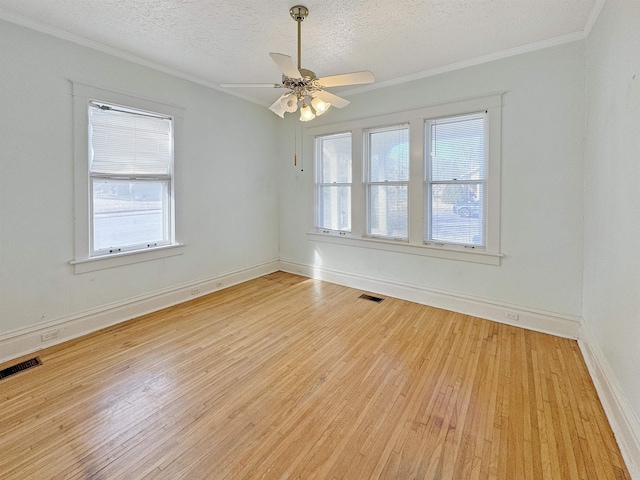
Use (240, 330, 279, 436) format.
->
(428, 183, 483, 246)
(369, 127, 409, 182)
(368, 185, 408, 239)
(319, 133, 351, 184)
(430, 115, 484, 181)
(318, 186, 351, 231)
(93, 179, 168, 251)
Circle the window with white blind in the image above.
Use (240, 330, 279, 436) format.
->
(315, 132, 352, 232)
(89, 102, 174, 256)
(365, 125, 409, 240)
(71, 83, 184, 273)
(425, 113, 486, 247)
(308, 94, 502, 265)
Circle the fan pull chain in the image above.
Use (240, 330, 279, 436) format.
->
(299, 123, 304, 171)
(293, 122, 304, 171)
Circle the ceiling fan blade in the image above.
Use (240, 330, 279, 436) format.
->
(317, 71, 375, 88)
(315, 90, 350, 109)
(220, 83, 281, 88)
(269, 53, 302, 79)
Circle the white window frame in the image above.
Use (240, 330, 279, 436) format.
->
(424, 112, 488, 248)
(307, 93, 503, 266)
(71, 82, 185, 273)
(364, 124, 410, 241)
(315, 132, 352, 234)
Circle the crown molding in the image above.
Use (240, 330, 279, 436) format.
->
(341, 31, 586, 97)
(1, 6, 599, 106)
(0, 8, 266, 106)
(584, 0, 608, 37)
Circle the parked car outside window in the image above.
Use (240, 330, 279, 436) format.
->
(453, 200, 482, 218)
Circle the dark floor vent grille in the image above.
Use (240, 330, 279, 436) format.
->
(0, 357, 42, 380)
(359, 294, 384, 303)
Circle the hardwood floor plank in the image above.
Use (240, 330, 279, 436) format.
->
(0, 273, 631, 479)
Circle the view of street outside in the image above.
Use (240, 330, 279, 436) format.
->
(430, 198, 482, 245)
(318, 188, 482, 245)
(93, 186, 165, 251)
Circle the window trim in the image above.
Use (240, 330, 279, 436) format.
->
(306, 93, 503, 265)
(71, 82, 185, 273)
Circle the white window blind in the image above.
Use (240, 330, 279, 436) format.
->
(425, 113, 486, 247)
(316, 132, 352, 232)
(89, 104, 172, 177)
(366, 125, 409, 240)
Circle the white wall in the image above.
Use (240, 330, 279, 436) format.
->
(583, 0, 640, 469)
(279, 41, 586, 320)
(0, 20, 280, 337)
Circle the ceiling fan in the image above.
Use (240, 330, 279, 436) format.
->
(220, 5, 375, 121)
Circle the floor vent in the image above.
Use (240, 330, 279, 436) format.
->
(359, 294, 384, 303)
(0, 357, 42, 380)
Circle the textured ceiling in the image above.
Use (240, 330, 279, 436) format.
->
(0, 0, 599, 105)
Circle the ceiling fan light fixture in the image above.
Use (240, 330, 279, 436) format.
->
(269, 100, 287, 118)
(299, 102, 315, 121)
(311, 96, 330, 116)
(282, 93, 299, 113)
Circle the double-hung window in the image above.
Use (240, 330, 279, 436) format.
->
(365, 125, 409, 240)
(315, 132, 352, 232)
(425, 113, 486, 247)
(309, 93, 502, 265)
(71, 82, 183, 273)
(89, 102, 174, 256)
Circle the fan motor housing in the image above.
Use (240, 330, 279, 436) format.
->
(299, 68, 316, 80)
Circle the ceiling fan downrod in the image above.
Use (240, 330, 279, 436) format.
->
(289, 5, 309, 71)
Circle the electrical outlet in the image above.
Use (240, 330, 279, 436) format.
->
(41, 330, 59, 342)
(504, 311, 519, 321)
(190, 288, 200, 295)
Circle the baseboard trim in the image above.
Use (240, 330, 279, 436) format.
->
(278, 259, 581, 339)
(579, 321, 640, 479)
(0, 260, 279, 364)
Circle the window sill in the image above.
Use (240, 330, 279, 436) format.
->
(307, 233, 501, 265)
(70, 243, 185, 274)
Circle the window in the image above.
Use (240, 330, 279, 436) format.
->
(89, 102, 174, 256)
(308, 94, 502, 265)
(315, 132, 352, 232)
(365, 125, 409, 240)
(425, 113, 486, 247)
(71, 82, 184, 273)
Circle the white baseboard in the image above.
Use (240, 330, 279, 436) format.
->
(579, 321, 640, 480)
(0, 260, 279, 364)
(278, 259, 581, 339)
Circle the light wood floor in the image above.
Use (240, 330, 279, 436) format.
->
(0, 272, 630, 479)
